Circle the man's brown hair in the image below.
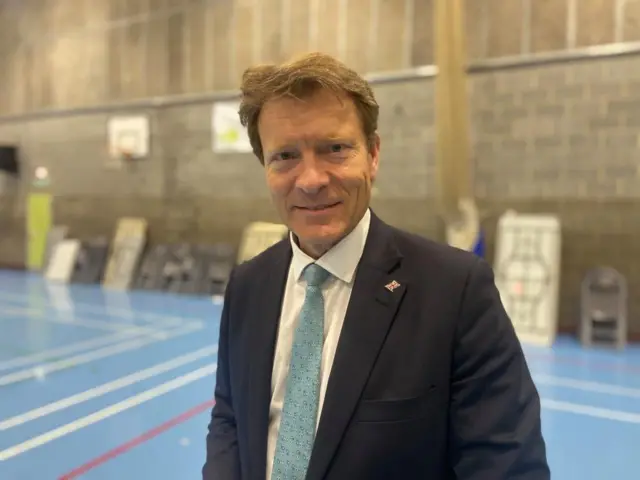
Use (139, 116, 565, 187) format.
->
(238, 52, 380, 163)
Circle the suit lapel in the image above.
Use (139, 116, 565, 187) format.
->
(245, 241, 291, 480)
(307, 216, 408, 480)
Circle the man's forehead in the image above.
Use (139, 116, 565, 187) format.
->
(260, 93, 359, 138)
(263, 90, 354, 116)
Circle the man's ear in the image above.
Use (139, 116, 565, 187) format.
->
(369, 133, 381, 180)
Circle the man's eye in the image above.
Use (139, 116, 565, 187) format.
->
(329, 144, 350, 154)
(275, 151, 296, 161)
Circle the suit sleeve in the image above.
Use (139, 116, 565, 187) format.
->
(202, 268, 242, 480)
(448, 258, 550, 480)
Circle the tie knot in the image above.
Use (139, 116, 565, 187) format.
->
(302, 263, 331, 288)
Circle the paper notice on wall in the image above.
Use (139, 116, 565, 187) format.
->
(212, 101, 252, 153)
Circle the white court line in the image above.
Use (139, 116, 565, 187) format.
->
(0, 363, 217, 461)
(2, 306, 162, 334)
(0, 330, 146, 372)
(0, 346, 218, 430)
(0, 386, 632, 462)
(0, 321, 204, 387)
(542, 398, 640, 424)
(0, 292, 199, 325)
(0, 293, 185, 326)
(534, 374, 640, 399)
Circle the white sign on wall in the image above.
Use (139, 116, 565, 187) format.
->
(212, 100, 252, 154)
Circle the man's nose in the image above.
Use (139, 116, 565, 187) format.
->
(295, 156, 329, 194)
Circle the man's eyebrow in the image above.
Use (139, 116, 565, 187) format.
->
(267, 135, 356, 152)
(267, 143, 299, 154)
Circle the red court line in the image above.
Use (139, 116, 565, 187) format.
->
(58, 400, 215, 480)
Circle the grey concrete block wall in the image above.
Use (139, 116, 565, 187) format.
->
(471, 57, 640, 199)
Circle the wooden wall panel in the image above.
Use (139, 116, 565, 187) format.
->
(125, 0, 151, 16)
(1, 48, 22, 115)
(166, 12, 186, 95)
(83, 29, 108, 106)
(5, 0, 640, 115)
(107, 27, 124, 101)
(49, 35, 77, 107)
(465, 0, 488, 61)
(23, 0, 50, 42)
(120, 22, 148, 100)
(376, 0, 407, 71)
(531, 0, 568, 53)
(411, 0, 433, 66)
(317, 0, 341, 58)
(0, 6, 16, 114)
(576, 0, 615, 47)
(29, 42, 54, 111)
(207, 0, 234, 90)
(146, 16, 170, 97)
(623, 0, 640, 42)
(233, 0, 256, 83)
(13, 46, 28, 113)
(184, 2, 207, 93)
(0, 50, 8, 115)
(259, 0, 284, 63)
(485, 0, 523, 57)
(109, 0, 129, 22)
(50, 0, 86, 33)
(288, 0, 312, 56)
(0, 5, 14, 50)
(345, 0, 372, 73)
(118, 0, 150, 100)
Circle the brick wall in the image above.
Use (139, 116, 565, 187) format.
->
(1, 53, 639, 335)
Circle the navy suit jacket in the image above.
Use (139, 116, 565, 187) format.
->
(203, 213, 550, 480)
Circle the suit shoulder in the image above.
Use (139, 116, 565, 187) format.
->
(390, 226, 481, 274)
(232, 238, 290, 281)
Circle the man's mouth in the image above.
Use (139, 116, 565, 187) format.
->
(296, 202, 341, 211)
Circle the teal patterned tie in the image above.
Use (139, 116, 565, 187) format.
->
(271, 263, 331, 480)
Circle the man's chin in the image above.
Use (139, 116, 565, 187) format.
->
(294, 224, 346, 254)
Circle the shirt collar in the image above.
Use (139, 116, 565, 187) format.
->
(289, 208, 371, 284)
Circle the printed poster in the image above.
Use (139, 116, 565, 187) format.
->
(212, 100, 252, 153)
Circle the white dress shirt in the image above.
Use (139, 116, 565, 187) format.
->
(266, 209, 371, 480)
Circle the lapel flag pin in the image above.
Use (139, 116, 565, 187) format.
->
(385, 280, 401, 292)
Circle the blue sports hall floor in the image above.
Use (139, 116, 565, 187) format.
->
(0, 270, 638, 479)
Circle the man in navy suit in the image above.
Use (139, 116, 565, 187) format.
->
(203, 52, 549, 480)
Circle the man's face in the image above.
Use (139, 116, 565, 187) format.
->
(258, 89, 380, 258)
